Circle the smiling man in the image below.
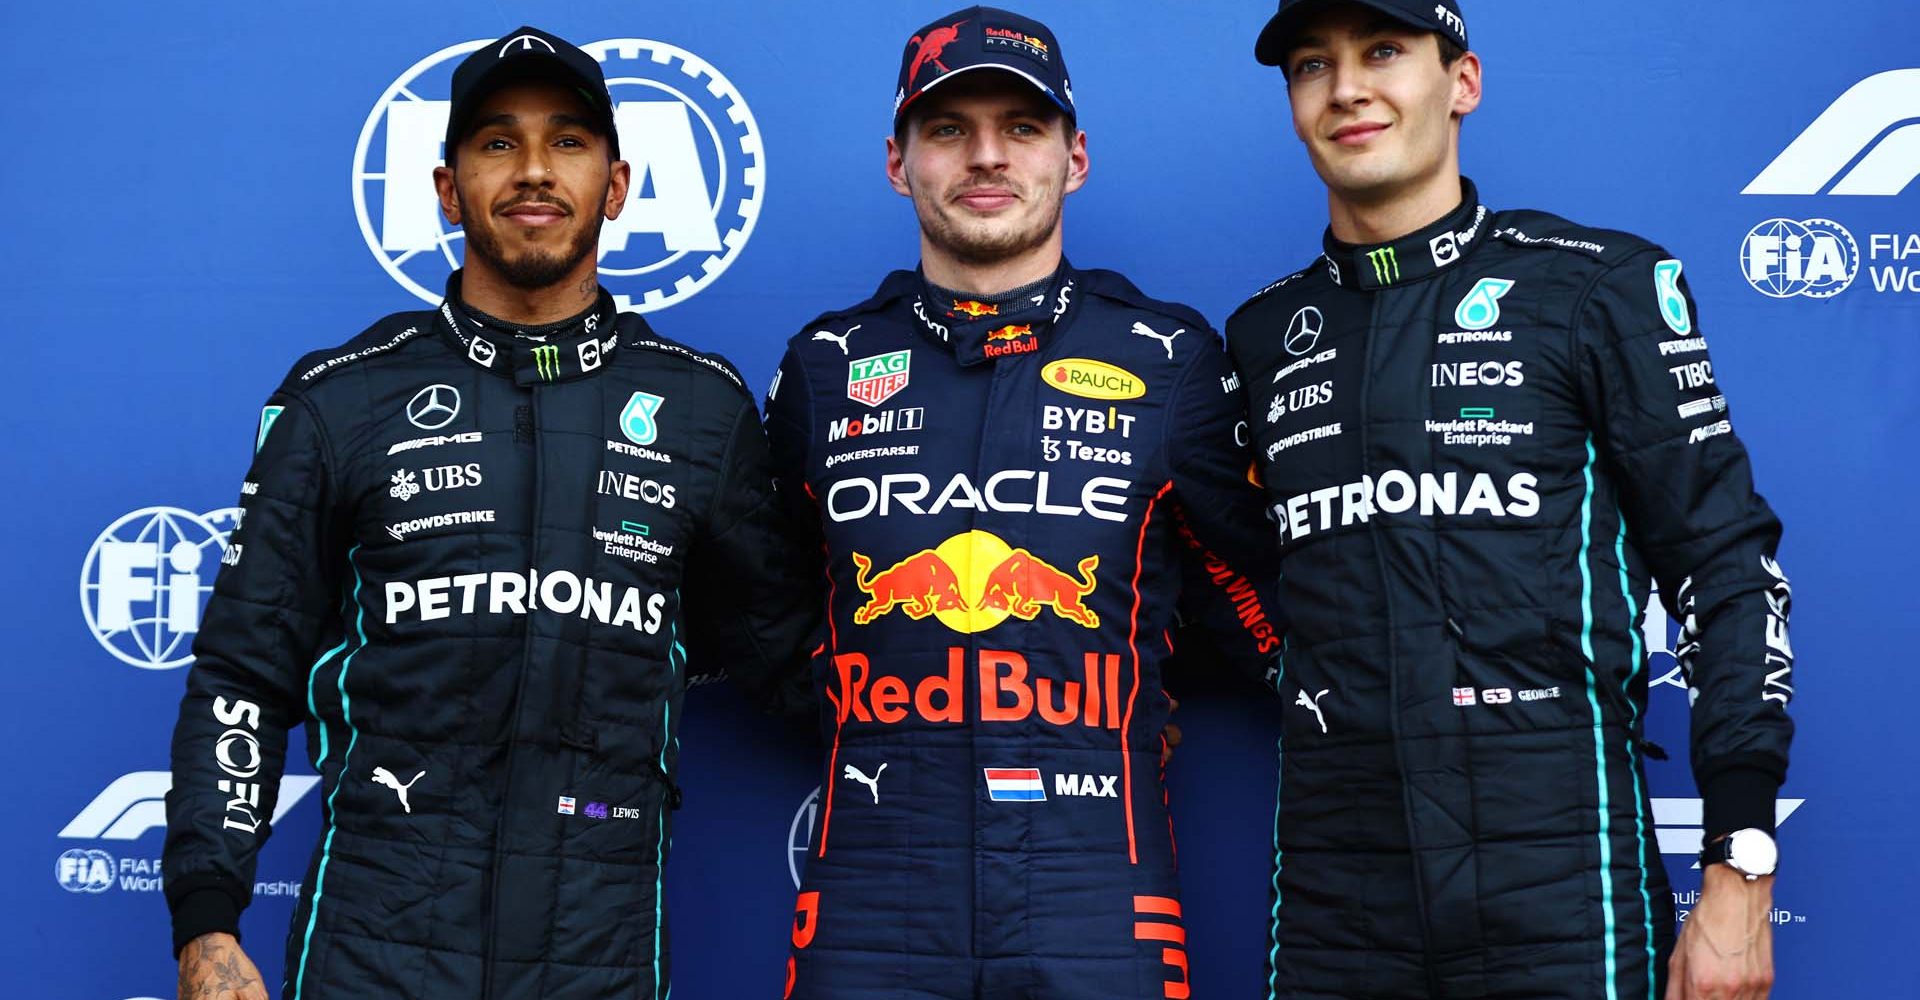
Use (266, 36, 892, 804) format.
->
(1226, 2, 1795, 999)
(764, 7, 1282, 998)
(163, 25, 814, 1000)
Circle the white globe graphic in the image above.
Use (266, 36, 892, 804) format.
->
(1740, 218, 1858, 299)
(79, 507, 233, 670)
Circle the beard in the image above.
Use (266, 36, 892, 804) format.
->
(458, 189, 603, 290)
(912, 172, 1065, 266)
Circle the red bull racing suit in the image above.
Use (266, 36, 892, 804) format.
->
(765, 263, 1283, 999)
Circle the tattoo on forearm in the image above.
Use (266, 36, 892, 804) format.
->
(179, 937, 258, 998)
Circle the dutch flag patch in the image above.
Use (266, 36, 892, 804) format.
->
(983, 768, 1046, 802)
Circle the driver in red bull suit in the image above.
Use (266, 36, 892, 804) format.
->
(763, 7, 1284, 998)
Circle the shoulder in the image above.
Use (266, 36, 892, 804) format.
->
(276, 309, 439, 393)
(1226, 260, 1328, 329)
(786, 270, 920, 350)
(1072, 268, 1212, 333)
(1486, 208, 1665, 270)
(619, 313, 753, 399)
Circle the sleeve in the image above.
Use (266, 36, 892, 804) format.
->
(682, 386, 821, 718)
(1576, 249, 1794, 840)
(760, 347, 832, 707)
(1165, 329, 1287, 691)
(163, 390, 346, 956)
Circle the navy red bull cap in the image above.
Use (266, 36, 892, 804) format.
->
(893, 6, 1075, 127)
(1255, 0, 1469, 66)
(445, 25, 620, 159)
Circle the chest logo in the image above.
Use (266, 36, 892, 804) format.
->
(851, 530, 1099, 634)
(406, 384, 461, 430)
(1130, 321, 1183, 360)
(1283, 307, 1323, 356)
(1454, 278, 1516, 331)
(848, 350, 912, 406)
(1044, 359, 1145, 401)
(620, 392, 666, 446)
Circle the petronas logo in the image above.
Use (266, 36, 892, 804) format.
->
(532, 345, 561, 381)
(1367, 247, 1401, 285)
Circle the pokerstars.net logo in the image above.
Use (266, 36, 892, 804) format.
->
(354, 38, 765, 313)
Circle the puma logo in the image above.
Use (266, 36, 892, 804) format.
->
(811, 325, 861, 355)
(1130, 321, 1183, 360)
(371, 767, 426, 814)
(842, 762, 888, 804)
(1294, 688, 1330, 734)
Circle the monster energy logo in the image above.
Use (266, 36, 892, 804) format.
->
(1367, 247, 1401, 284)
(532, 344, 561, 381)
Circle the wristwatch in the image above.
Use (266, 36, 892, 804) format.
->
(1701, 828, 1779, 879)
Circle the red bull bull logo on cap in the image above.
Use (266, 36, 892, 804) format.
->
(850, 530, 1098, 633)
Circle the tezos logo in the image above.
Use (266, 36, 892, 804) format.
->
(354, 38, 765, 313)
(1740, 218, 1858, 299)
(81, 507, 240, 670)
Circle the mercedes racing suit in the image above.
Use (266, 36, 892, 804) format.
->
(765, 263, 1283, 999)
(1225, 180, 1795, 1000)
(163, 276, 813, 999)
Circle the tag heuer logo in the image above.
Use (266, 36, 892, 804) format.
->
(847, 350, 911, 406)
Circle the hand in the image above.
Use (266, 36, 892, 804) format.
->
(1161, 696, 1183, 767)
(178, 932, 268, 1000)
(1666, 866, 1774, 1000)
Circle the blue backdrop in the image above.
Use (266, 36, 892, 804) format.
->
(8, 1, 1916, 997)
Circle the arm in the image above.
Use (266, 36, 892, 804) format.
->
(1575, 251, 1791, 1000)
(1165, 330, 1286, 690)
(164, 392, 345, 960)
(683, 390, 821, 718)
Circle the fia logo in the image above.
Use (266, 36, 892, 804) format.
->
(1744, 69, 1920, 197)
(1740, 218, 1859, 299)
(788, 785, 821, 890)
(80, 507, 240, 670)
(354, 38, 765, 313)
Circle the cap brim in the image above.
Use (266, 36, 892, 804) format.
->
(1255, 0, 1417, 66)
(895, 63, 1075, 125)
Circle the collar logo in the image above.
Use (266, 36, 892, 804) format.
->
(1283, 306, 1324, 357)
(1367, 246, 1401, 285)
(620, 391, 665, 446)
(468, 337, 497, 368)
(406, 384, 461, 430)
(532, 344, 562, 381)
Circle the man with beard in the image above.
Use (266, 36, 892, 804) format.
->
(764, 7, 1283, 998)
(165, 26, 813, 1000)
(1226, 2, 1794, 998)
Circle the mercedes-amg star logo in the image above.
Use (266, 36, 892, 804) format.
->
(1283, 306, 1324, 357)
(406, 384, 461, 430)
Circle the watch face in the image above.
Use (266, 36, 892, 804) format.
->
(1729, 829, 1779, 875)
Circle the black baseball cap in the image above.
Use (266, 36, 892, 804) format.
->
(893, 6, 1075, 128)
(1255, 0, 1469, 66)
(445, 26, 620, 159)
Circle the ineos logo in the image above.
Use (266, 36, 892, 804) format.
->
(1284, 306, 1324, 357)
(406, 384, 461, 430)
